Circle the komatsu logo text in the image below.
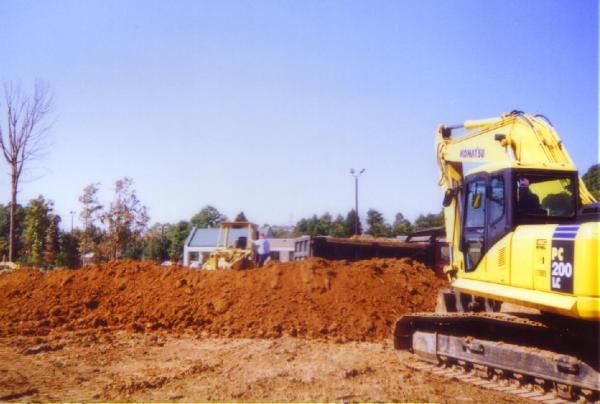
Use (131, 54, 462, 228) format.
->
(459, 148, 485, 158)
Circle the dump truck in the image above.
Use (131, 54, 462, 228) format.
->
(293, 228, 449, 276)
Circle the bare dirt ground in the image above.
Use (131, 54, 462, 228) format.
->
(0, 332, 524, 403)
(0, 258, 526, 402)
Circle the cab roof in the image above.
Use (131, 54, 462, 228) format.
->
(219, 221, 257, 229)
(464, 161, 577, 177)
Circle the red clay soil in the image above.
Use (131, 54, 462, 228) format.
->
(0, 258, 446, 341)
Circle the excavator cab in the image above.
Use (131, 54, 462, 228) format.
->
(461, 166, 579, 272)
(455, 163, 600, 319)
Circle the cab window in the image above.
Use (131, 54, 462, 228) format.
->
(464, 180, 486, 271)
(465, 181, 486, 228)
(488, 177, 504, 224)
(516, 175, 575, 218)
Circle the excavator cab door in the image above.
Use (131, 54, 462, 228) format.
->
(462, 170, 512, 274)
(486, 174, 510, 246)
(463, 178, 486, 271)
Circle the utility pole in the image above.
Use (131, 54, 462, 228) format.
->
(349, 168, 365, 235)
(69, 210, 75, 233)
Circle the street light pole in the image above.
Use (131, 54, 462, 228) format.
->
(69, 210, 75, 233)
(349, 168, 365, 235)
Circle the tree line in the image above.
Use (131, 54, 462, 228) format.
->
(293, 209, 444, 238)
(0, 178, 149, 268)
(9, 163, 595, 269)
(0, 177, 253, 268)
(2, 166, 598, 269)
(0, 179, 445, 268)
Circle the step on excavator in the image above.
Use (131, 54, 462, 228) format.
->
(394, 111, 599, 401)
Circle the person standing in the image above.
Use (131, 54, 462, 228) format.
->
(255, 233, 271, 267)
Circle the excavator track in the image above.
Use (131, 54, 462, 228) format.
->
(406, 360, 572, 403)
(394, 312, 600, 402)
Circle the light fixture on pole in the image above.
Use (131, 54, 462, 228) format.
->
(349, 168, 365, 235)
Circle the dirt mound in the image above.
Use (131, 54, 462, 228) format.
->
(0, 258, 446, 341)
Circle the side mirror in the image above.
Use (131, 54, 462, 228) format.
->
(472, 191, 482, 209)
(441, 126, 452, 139)
(442, 189, 455, 207)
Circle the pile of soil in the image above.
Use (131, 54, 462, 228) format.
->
(0, 258, 446, 342)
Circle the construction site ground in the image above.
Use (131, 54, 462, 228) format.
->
(0, 258, 525, 402)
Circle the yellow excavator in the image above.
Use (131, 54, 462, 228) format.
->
(394, 111, 599, 401)
(201, 221, 257, 270)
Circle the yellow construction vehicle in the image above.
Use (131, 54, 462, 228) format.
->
(0, 261, 19, 272)
(394, 111, 599, 400)
(202, 221, 258, 270)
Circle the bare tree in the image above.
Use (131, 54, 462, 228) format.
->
(103, 178, 149, 260)
(0, 80, 53, 261)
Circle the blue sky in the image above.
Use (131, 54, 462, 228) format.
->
(0, 0, 598, 229)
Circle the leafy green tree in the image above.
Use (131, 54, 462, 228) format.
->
(330, 214, 350, 237)
(143, 223, 171, 262)
(22, 196, 53, 266)
(190, 205, 227, 228)
(582, 164, 600, 200)
(0, 203, 24, 261)
(294, 210, 367, 237)
(102, 177, 149, 260)
(168, 221, 190, 262)
(0, 204, 9, 259)
(392, 212, 412, 236)
(294, 217, 309, 236)
(56, 231, 80, 268)
(84, 226, 107, 263)
(294, 215, 318, 236)
(44, 214, 60, 266)
(316, 213, 333, 235)
(413, 210, 444, 231)
(123, 239, 145, 260)
(235, 211, 248, 222)
(293, 213, 334, 236)
(366, 209, 392, 237)
(345, 209, 363, 235)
